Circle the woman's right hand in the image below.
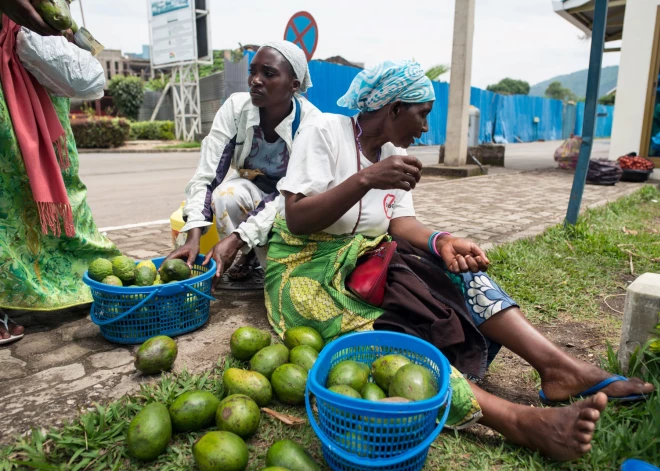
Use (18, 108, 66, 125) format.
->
(0, 0, 61, 36)
(360, 155, 422, 191)
(202, 233, 246, 290)
(164, 228, 201, 268)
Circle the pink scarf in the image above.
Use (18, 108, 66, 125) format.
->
(0, 17, 74, 237)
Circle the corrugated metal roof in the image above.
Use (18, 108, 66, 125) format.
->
(553, 0, 626, 41)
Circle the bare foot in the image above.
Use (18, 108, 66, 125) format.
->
(540, 357, 654, 402)
(508, 393, 608, 461)
(0, 313, 25, 340)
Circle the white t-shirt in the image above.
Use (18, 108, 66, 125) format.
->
(277, 113, 416, 237)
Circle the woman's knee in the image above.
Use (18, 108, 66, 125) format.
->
(212, 182, 251, 215)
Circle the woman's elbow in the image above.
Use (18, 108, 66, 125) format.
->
(285, 214, 307, 235)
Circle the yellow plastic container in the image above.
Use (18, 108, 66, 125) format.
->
(170, 202, 220, 255)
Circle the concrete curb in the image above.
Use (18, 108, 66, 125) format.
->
(78, 148, 200, 154)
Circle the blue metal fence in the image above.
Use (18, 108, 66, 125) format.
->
(574, 102, 614, 138)
(306, 61, 361, 116)
(492, 94, 564, 144)
(469, 87, 498, 144)
(417, 82, 449, 146)
(244, 53, 615, 145)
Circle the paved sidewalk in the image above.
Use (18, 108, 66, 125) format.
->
(0, 169, 654, 443)
(109, 168, 649, 257)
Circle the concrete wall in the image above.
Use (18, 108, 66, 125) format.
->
(609, 0, 660, 159)
(199, 72, 226, 137)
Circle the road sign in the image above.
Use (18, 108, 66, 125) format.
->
(284, 11, 318, 61)
(148, 0, 212, 68)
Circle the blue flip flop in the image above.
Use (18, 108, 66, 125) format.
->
(621, 459, 660, 471)
(539, 375, 648, 405)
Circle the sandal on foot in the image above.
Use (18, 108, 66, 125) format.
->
(539, 375, 648, 405)
(0, 314, 25, 346)
(227, 255, 260, 282)
(621, 459, 660, 471)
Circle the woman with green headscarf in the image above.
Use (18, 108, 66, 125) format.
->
(265, 60, 653, 460)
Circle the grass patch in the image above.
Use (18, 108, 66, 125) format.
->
(1, 186, 659, 470)
(487, 185, 660, 324)
(156, 142, 202, 150)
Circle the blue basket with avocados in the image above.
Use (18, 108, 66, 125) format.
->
(83, 256, 216, 344)
(306, 331, 452, 471)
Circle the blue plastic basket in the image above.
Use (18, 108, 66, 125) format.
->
(305, 331, 452, 471)
(83, 256, 216, 344)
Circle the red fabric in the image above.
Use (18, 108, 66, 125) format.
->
(0, 17, 74, 237)
(346, 241, 397, 306)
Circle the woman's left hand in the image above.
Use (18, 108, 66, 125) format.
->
(439, 237, 490, 273)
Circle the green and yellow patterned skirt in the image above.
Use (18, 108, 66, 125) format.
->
(265, 216, 482, 429)
(0, 80, 120, 311)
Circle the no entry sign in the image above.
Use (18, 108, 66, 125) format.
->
(284, 11, 318, 62)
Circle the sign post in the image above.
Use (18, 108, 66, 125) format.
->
(565, 0, 608, 225)
(147, 0, 212, 141)
(284, 11, 318, 62)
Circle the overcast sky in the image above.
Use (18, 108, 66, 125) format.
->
(72, 0, 621, 88)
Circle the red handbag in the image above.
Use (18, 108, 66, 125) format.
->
(346, 240, 397, 306)
(344, 117, 396, 307)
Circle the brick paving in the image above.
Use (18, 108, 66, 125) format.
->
(107, 169, 652, 255)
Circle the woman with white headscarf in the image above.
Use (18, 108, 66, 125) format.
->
(265, 60, 653, 460)
(165, 41, 320, 282)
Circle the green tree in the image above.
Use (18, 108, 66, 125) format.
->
(486, 78, 530, 95)
(425, 64, 450, 81)
(107, 76, 144, 121)
(145, 74, 169, 92)
(199, 50, 225, 78)
(544, 81, 577, 101)
(198, 48, 245, 78)
(599, 93, 616, 105)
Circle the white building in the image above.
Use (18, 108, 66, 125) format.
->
(554, 0, 660, 169)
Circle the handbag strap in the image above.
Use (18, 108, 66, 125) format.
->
(350, 117, 363, 236)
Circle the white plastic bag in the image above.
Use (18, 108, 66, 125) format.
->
(16, 28, 105, 100)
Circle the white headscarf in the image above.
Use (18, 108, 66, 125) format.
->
(259, 41, 313, 93)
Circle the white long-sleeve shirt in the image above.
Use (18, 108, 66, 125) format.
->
(181, 92, 320, 250)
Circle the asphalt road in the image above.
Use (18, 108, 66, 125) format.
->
(79, 152, 201, 229)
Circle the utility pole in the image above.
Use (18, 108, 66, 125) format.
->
(444, 0, 476, 166)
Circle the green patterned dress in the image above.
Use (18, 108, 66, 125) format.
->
(265, 216, 483, 429)
(0, 80, 120, 311)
